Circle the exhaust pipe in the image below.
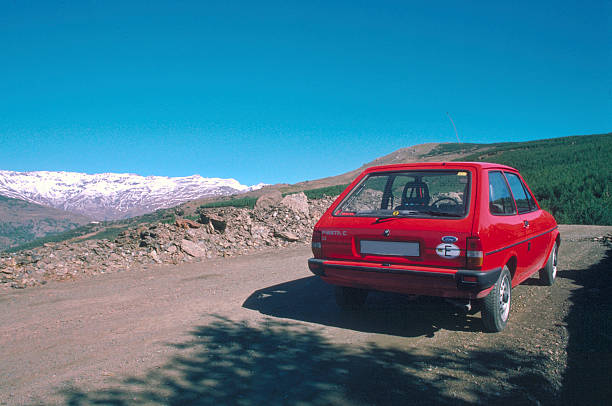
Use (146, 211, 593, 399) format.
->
(445, 298, 472, 312)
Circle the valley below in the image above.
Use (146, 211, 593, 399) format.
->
(0, 224, 610, 405)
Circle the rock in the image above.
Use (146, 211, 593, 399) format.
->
(250, 225, 270, 239)
(149, 250, 161, 263)
(55, 267, 68, 276)
(140, 230, 158, 239)
(180, 239, 206, 257)
(280, 192, 309, 217)
(254, 191, 283, 210)
(186, 229, 204, 240)
(199, 214, 227, 233)
(175, 218, 201, 229)
(203, 222, 215, 234)
(109, 253, 122, 262)
(2, 258, 16, 267)
(274, 230, 300, 242)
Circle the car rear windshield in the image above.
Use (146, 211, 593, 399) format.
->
(333, 170, 471, 219)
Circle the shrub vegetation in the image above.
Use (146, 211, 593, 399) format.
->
(5, 208, 176, 252)
(4, 223, 99, 252)
(199, 196, 259, 210)
(456, 133, 611, 225)
(302, 184, 350, 200)
(197, 184, 351, 211)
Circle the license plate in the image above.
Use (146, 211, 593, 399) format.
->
(360, 240, 420, 257)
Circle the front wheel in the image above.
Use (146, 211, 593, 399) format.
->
(335, 286, 368, 310)
(539, 242, 558, 286)
(481, 266, 512, 332)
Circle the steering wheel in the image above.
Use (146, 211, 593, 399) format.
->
(431, 197, 460, 207)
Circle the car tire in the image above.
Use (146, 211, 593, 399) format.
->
(335, 286, 368, 310)
(539, 242, 558, 286)
(481, 266, 512, 332)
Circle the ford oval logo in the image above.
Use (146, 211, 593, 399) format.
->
(442, 236, 458, 243)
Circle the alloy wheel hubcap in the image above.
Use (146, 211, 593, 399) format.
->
(499, 275, 510, 322)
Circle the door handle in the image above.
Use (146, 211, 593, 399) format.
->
(523, 220, 529, 228)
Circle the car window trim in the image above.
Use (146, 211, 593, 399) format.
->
(488, 170, 517, 216)
(332, 169, 472, 219)
(518, 174, 539, 212)
(503, 171, 537, 215)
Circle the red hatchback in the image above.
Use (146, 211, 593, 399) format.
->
(308, 162, 559, 332)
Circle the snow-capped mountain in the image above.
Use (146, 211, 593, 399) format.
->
(0, 170, 265, 221)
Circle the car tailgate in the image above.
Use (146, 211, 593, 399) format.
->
(320, 217, 472, 269)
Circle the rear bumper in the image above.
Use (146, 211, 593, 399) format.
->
(308, 258, 501, 298)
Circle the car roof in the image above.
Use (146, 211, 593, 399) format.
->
(363, 162, 518, 174)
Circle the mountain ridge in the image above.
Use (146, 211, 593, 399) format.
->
(0, 170, 264, 221)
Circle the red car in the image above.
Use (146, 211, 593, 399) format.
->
(308, 162, 559, 332)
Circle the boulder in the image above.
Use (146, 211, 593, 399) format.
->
(199, 214, 227, 233)
(280, 192, 309, 217)
(254, 191, 283, 210)
(274, 230, 300, 242)
(175, 218, 201, 229)
(180, 239, 206, 258)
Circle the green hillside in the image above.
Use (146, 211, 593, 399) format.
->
(449, 133, 611, 225)
(0, 196, 91, 251)
(3, 207, 176, 253)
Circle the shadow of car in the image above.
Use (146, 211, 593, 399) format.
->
(243, 276, 483, 338)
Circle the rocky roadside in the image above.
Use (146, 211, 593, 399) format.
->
(0, 192, 336, 291)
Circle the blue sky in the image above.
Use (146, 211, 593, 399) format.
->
(1, 0, 610, 185)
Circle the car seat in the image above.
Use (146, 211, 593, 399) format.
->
(395, 181, 430, 209)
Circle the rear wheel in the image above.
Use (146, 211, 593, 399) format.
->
(482, 266, 512, 332)
(539, 242, 558, 286)
(335, 286, 368, 310)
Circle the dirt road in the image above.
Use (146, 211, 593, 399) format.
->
(1, 225, 611, 405)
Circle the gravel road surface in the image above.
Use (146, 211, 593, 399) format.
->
(1, 225, 611, 405)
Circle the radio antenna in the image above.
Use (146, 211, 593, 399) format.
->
(446, 112, 461, 143)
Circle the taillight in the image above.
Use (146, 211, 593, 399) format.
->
(466, 236, 483, 269)
(311, 229, 322, 258)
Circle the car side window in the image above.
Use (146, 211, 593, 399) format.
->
(522, 180, 537, 211)
(489, 171, 516, 215)
(504, 172, 536, 214)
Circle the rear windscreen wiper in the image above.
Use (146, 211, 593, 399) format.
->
(373, 216, 399, 224)
(373, 211, 420, 223)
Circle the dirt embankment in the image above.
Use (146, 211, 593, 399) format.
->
(0, 194, 335, 290)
